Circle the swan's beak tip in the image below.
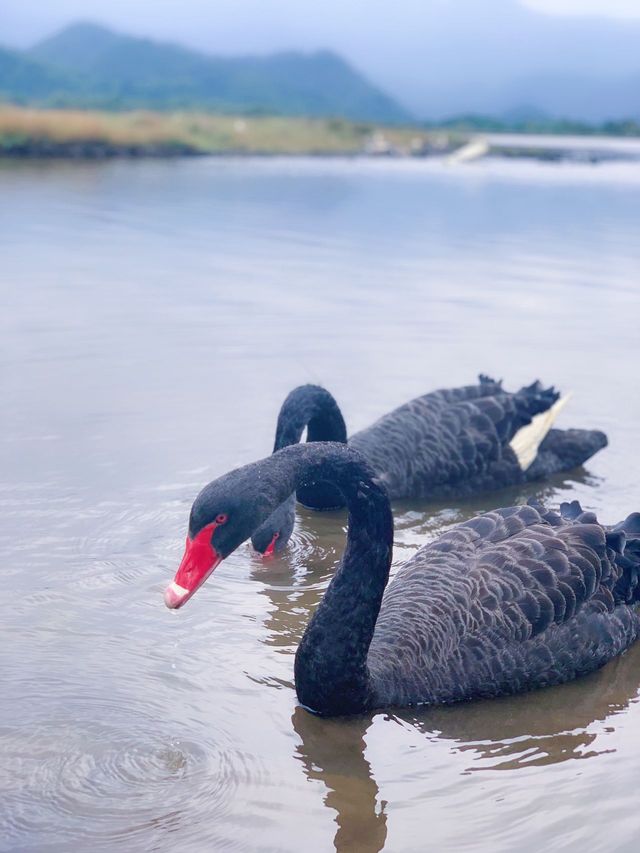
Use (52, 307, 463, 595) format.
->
(164, 581, 189, 610)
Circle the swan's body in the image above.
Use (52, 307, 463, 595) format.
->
(165, 443, 639, 717)
(252, 377, 607, 553)
(364, 500, 639, 709)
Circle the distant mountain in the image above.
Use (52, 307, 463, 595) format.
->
(3, 11, 639, 125)
(360, 0, 640, 122)
(503, 71, 640, 124)
(0, 22, 410, 123)
(0, 46, 74, 102)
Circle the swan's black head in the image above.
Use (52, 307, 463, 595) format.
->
(164, 461, 272, 609)
(250, 494, 295, 556)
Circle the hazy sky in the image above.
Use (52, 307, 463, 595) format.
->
(524, 0, 640, 15)
(3, 0, 640, 51)
(3, 0, 639, 118)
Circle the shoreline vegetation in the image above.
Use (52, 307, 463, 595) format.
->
(0, 106, 461, 158)
(1, 106, 639, 162)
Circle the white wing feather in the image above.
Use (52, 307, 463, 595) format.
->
(510, 394, 573, 471)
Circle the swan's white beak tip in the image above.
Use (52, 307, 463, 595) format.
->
(164, 581, 189, 609)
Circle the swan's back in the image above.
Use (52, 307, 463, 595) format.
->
(350, 378, 561, 500)
(368, 502, 640, 708)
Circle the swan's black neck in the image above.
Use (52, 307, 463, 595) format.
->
(191, 442, 393, 714)
(262, 443, 393, 716)
(273, 385, 348, 510)
(273, 385, 348, 450)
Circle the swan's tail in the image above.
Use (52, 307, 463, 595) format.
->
(615, 532, 640, 604)
(525, 427, 608, 480)
(610, 513, 640, 604)
(612, 512, 640, 539)
(514, 379, 560, 418)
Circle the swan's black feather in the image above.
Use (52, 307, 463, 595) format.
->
(252, 378, 607, 552)
(174, 443, 639, 716)
(366, 503, 640, 708)
(349, 379, 558, 500)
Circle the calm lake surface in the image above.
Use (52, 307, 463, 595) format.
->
(1, 155, 639, 852)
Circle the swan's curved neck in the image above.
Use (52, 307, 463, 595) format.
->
(263, 443, 393, 716)
(273, 385, 348, 451)
(178, 442, 392, 713)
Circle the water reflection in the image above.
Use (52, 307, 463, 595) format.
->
(400, 641, 640, 771)
(286, 638, 640, 853)
(250, 462, 636, 851)
(392, 465, 600, 533)
(4, 156, 638, 852)
(251, 506, 347, 654)
(292, 707, 386, 853)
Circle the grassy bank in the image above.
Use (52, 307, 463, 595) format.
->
(3, 105, 637, 162)
(0, 105, 459, 158)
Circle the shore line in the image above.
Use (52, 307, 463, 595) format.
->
(1, 106, 639, 163)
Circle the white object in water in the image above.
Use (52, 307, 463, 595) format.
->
(446, 137, 489, 165)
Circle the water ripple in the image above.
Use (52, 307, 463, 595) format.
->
(0, 687, 262, 851)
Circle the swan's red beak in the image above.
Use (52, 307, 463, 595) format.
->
(261, 532, 280, 558)
(164, 523, 222, 609)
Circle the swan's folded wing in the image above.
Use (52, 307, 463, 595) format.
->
(465, 505, 614, 642)
(350, 382, 559, 500)
(350, 395, 503, 498)
(370, 503, 640, 706)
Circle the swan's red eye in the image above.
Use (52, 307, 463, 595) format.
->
(216, 513, 228, 525)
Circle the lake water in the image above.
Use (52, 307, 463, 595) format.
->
(1, 155, 639, 852)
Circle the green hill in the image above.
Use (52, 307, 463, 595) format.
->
(0, 46, 75, 103)
(3, 21, 409, 123)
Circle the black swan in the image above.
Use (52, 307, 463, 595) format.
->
(251, 377, 607, 554)
(164, 442, 640, 717)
